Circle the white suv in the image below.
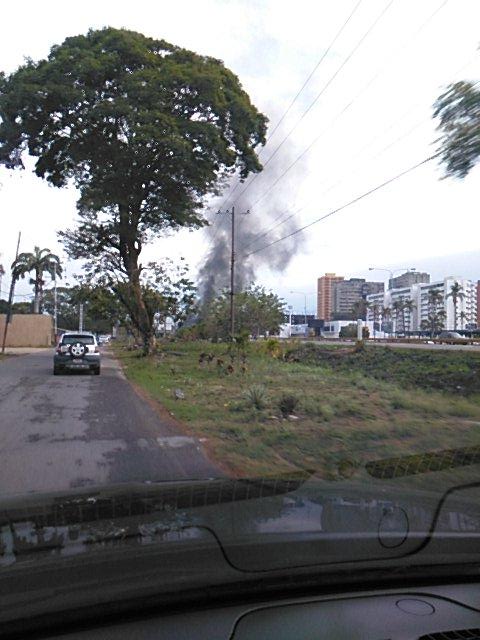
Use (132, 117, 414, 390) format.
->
(53, 332, 101, 375)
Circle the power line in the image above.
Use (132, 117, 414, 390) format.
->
(214, 0, 364, 218)
(230, 0, 395, 208)
(243, 153, 438, 258)
(236, 0, 451, 217)
(261, 0, 365, 148)
(206, 2, 366, 246)
(207, 0, 460, 255)
(238, 106, 434, 253)
(234, 50, 478, 256)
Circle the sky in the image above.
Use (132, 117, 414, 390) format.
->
(1, 0, 480, 316)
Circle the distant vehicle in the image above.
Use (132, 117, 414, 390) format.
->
(437, 331, 470, 345)
(98, 334, 111, 344)
(53, 332, 101, 375)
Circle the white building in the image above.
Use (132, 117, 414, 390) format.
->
(366, 276, 477, 333)
(322, 320, 376, 339)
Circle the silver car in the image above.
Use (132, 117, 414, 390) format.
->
(53, 332, 101, 375)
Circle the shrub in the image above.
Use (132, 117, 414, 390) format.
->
(244, 385, 268, 411)
(279, 393, 300, 417)
(264, 338, 282, 358)
(301, 398, 335, 421)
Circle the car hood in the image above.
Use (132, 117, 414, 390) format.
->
(1, 463, 480, 631)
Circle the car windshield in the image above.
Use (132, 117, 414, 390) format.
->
(1, 0, 480, 631)
(61, 335, 95, 345)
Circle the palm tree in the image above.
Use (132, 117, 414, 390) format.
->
(446, 281, 465, 330)
(391, 300, 404, 337)
(381, 306, 391, 337)
(12, 247, 62, 314)
(0, 262, 5, 298)
(403, 299, 416, 336)
(370, 303, 380, 340)
(351, 299, 368, 320)
(427, 288, 443, 310)
(424, 309, 446, 338)
(459, 310, 468, 330)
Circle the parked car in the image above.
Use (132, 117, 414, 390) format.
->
(437, 331, 470, 345)
(98, 334, 111, 344)
(53, 332, 101, 375)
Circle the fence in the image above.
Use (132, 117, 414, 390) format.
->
(0, 314, 53, 347)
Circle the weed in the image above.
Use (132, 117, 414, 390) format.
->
(244, 385, 268, 410)
(278, 393, 300, 417)
(301, 398, 335, 421)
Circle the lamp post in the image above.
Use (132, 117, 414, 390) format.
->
(290, 291, 308, 325)
(368, 267, 417, 290)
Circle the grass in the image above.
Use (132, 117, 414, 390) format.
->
(112, 340, 480, 481)
(284, 342, 480, 395)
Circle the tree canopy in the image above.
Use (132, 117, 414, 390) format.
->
(0, 27, 267, 351)
(200, 285, 285, 340)
(11, 246, 62, 313)
(434, 80, 480, 177)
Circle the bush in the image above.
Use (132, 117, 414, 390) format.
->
(244, 385, 268, 411)
(301, 397, 335, 421)
(283, 343, 480, 395)
(339, 324, 370, 339)
(279, 393, 300, 417)
(264, 338, 282, 358)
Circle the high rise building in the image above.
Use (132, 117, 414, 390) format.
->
(389, 271, 430, 290)
(477, 281, 480, 327)
(317, 273, 344, 320)
(366, 277, 477, 332)
(332, 278, 384, 317)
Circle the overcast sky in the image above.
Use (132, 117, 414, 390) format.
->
(1, 0, 479, 315)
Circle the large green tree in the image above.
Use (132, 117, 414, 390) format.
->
(42, 285, 125, 333)
(201, 286, 285, 341)
(0, 27, 267, 353)
(11, 246, 62, 313)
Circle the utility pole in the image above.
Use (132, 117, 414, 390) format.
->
(53, 273, 58, 338)
(229, 206, 235, 340)
(290, 290, 310, 326)
(216, 206, 249, 341)
(1, 231, 22, 354)
(79, 303, 84, 332)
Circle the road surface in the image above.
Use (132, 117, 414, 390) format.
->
(0, 350, 219, 496)
(311, 340, 480, 352)
(368, 341, 480, 352)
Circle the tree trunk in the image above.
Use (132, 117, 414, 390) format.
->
(33, 269, 40, 314)
(118, 204, 155, 355)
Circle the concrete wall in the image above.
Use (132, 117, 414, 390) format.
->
(0, 314, 53, 347)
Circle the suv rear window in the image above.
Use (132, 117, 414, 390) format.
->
(61, 335, 95, 345)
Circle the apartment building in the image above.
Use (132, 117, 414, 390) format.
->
(477, 281, 480, 327)
(317, 273, 344, 320)
(389, 271, 430, 290)
(367, 276, 477, 332)
(332, 278, 384, 317)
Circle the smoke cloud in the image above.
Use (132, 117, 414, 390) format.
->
(198, 145, 308, 302)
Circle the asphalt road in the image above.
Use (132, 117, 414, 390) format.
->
(0, 350, 220, 496)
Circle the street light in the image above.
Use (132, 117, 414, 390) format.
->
(368, 267, 416, 290)
(290, 290, 309, 324)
